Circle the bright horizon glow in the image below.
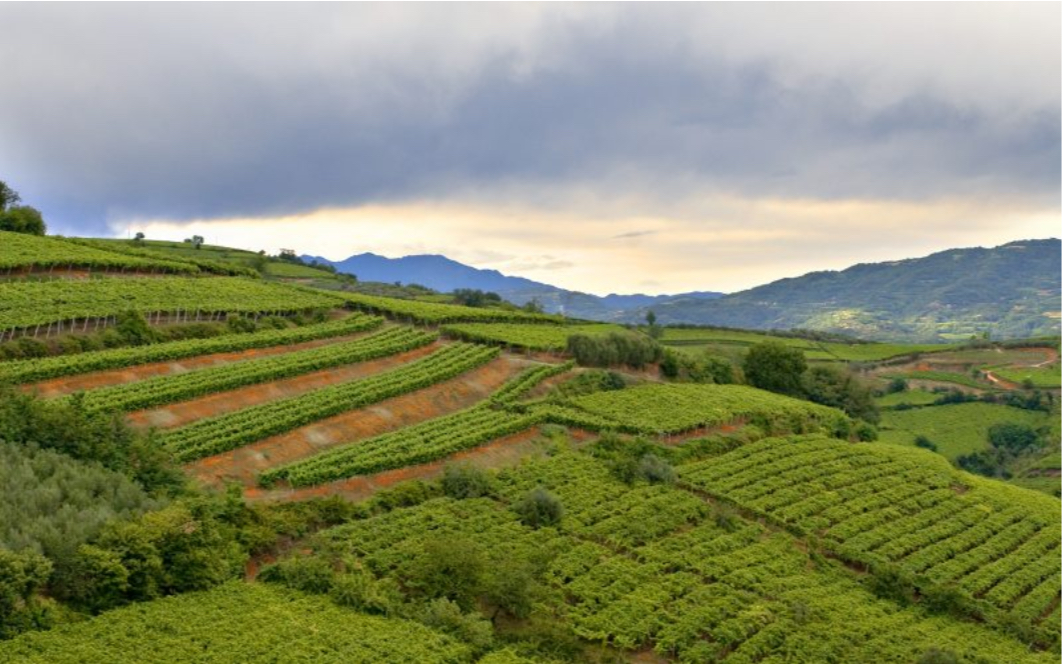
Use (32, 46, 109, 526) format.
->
(117, 195, 1059, 296)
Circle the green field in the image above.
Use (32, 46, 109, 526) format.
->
(878, 402, 1053, 460)
(443, 322, 625, 351)
(875, 388, 941, 407)
(660, 327, 955, 363)
(992, 364, 1062, 388)
(263, 261, 338, 279)
(882, 370, 990, 390)
(565, 382, 849, 435)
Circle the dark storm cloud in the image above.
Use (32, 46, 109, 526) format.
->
(0, 4, 1057, 234)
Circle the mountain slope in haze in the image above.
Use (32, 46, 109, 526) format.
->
(304, 252, 723, 320)
(634, 239, 1061, 341)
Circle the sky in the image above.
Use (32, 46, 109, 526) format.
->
(0, 3, 1058, 295)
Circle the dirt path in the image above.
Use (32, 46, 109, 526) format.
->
(983, 371, 1020, 390)
(127, 342, 443, 429)
(185, 355, 538, 488)
(26, 331, 378, 398)
(1029, 347, 1059, 368)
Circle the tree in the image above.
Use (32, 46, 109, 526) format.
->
(133, 232, 145, 242)
(0, 181, 46, 235)
(0, 181, 21, 210)
(645, 311, 656, 326)
(0, 206, 46, 236)
(191, 235, 204, 249)
(801, 364, 880, 423)
(987, 422, 1041, 454)
(742, 342, 807, 397)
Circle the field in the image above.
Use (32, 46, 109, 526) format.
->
(659, 326, 956, 363)
(0, 276, 342, 335)
(878, 402, 1054, 460)
(0, 236, 1057, 663)
(443, 322, 625, 350)
(992, 364, 1062, 388)
(874, 388, 940, 407)
(0, 582, 471, 663)
(563, 382, 850, 435)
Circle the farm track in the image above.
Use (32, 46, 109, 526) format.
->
(186, 354, 538, 489)
(128, 341, 442, 429)
(26, 331, 379, 397)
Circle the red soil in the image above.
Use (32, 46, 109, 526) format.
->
(244, 426, 549, 503)
(185, 355, 537, 488)
(25, 331, 377, 398)
(127, 342, 442, 429)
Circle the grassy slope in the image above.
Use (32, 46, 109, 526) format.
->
(878, 402, 1053, 460)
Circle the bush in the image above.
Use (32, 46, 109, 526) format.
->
(914, 435, 938, 452)
(226, 315, 257, 334)
(328, 570, 402, 615)
(16, 336, 49, 359)
(401, 537, 485, 610)
(566, 332, 664, 369)
(855, 422, 878, 441)
(441, 465, 495, 500)
(115, 310, 157, 346)
(513, 487, 563, 529)
(258, 555, 334, 594)
(635, 454, 676, 485)
(887, 377, 908, 393)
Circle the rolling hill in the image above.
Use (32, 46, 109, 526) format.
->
(636, 239, 1061, 341)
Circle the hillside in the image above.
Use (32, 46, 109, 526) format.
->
(0, 232, 1057, 662)
(640, 239, 1061, 341)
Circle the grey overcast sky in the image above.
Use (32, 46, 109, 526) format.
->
(0, 3, 1058, 294)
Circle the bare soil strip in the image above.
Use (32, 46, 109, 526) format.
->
(128, 342, 443, 429)
(185, 354, 537, 488)
(25, 331, 379, 398)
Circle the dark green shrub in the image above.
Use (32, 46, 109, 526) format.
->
(441, 465, 495, 500)
(513, 487, 563, 529)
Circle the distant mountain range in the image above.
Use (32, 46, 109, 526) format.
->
(302, 252, 724, 320)
(310, 238, 1061, 341)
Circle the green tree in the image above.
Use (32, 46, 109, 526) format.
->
(0, 180, 20, 210)
(0, 549, 52, 638)
(801, 364, 880, 423)
(987, 422, 1041, 454)
(742, 342, 807, 397)
(0, 205, 46, 235)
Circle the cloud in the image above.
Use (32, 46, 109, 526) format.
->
(0, 3, 1056, 236)
(611, 231, 657, 240)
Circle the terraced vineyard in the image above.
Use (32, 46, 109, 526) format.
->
(341, 292, 562, 324)
(0, 276, 342, 335)
(261, 363, 571, 487)
(161, 342, 499, 461)
(680, 435, 1061, 646)
(63, 327, 435, 414)
(0, 236, 1057, 663)
(303, 446, 1055, 661)
(0, 314, 382, 383)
